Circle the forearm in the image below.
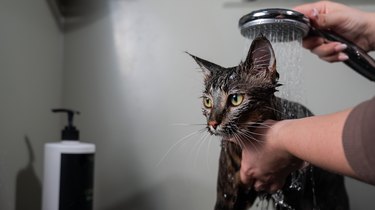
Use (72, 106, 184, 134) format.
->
(272, 109, 356, 177)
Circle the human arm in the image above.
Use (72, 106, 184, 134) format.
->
(293, 1, 375, 62)
(239, 108, 356, 192)
(272, 109, 355, 176)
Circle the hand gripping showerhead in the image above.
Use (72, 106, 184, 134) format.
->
(239, 8, 375, 82)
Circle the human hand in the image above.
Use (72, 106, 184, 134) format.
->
(294, 1, 375, 62)
(236, 120, 304, 193)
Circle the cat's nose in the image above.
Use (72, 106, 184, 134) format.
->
(208, 121, 219, 129)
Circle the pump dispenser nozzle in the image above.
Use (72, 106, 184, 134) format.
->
(52, 108, 80, 140)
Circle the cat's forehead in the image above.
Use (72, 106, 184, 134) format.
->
(204, 67, 250, 93)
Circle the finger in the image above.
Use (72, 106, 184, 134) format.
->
(303, 37, 347, 54)
(293, 2, 324, 19)
(311, 42, 345, 58)
(254, 181, 266, 192)
(321, 52, 349, 63)
(302, 36, 325, 50)
(294, 2, 350, 30)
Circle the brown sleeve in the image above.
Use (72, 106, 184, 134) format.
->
(343, 97, 375, 185)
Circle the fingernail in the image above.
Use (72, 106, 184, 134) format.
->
(311, 8, 319, 18)
(335, 44, 347, 52)
(338, 53, 349, 61)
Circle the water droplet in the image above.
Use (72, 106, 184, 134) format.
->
(289, 171, 304, 191)
(272, 190, 295, 210)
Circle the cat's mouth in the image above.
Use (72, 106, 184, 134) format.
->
(207, 124, 223, 136)
(207, 123, 242, 137)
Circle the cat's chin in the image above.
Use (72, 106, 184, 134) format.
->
(207, 128, 225, 137)
(207, 129, 233, 139)
(208, 130, 222, 136)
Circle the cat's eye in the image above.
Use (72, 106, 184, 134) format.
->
(203, 97, 213, 108)
(229, 94, 244, 107)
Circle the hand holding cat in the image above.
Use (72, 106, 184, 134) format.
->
(294, 1, 375, 63)
(236, 120, 304, 193)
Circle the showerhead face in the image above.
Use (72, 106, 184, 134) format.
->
(239, 8, 310, 42)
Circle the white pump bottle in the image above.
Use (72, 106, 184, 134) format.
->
(42, 109, 95, 210)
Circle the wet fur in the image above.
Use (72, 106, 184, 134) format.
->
(189, 36, 349, 210)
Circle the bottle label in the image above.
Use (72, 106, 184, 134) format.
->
(59, 153, 94, 210)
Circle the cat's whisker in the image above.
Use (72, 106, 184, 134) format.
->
(235, 130, 262, 154)
(237, 131, 259, 144)
(243, 129, 268, 136)
(239, 137, 264, 156)
(194, 132, 211, 168)
(231, 132, 246, 150)
(156, 128, 205, 167)
(237, 123, 272, 129)
(236, 121, 273, 129)
(187, 130, 212, 169)
(235, 120, 270, 125)
(237, 129, 265, 144)
(169, 123, 207, 126)
(229, 124, 262, 147)
(206, 134, 215, 173)
(264, 106, 284, 115)
(236, 133, 247, 150)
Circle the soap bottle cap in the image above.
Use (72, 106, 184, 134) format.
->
(52, 108, 80, 141)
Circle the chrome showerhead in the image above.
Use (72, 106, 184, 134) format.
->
(239, 8, 310, 42)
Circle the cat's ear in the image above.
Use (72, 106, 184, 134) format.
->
(187, 52, 223, 78)
(243, 36, 278, 82)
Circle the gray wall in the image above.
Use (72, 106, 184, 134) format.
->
(1, 0, 375, 210)
(0, 0, 63, 209)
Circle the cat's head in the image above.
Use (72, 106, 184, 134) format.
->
(189, 36, 280, 138)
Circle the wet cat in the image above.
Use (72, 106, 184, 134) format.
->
(188, 36, 349, 210)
